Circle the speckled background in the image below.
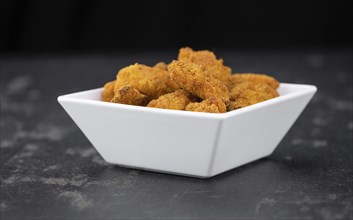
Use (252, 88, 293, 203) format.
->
(1, 50, 352, 219)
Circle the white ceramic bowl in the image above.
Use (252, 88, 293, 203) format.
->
(58, 83, 317, 178)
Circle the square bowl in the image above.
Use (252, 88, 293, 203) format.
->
(58, 83, 317, 178)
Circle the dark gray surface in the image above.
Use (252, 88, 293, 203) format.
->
(1, 50, 352, 219)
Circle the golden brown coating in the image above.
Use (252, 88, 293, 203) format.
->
(111, 85, 148, 106)
(101, 49, 280, 113)
(178, 47, 232, 83)
(229, 73, 279, 90)
(153, 62, 168, 70)
(168, 60, 230, 104)
(147, 90, 190, 110)
(102, 80, 116, 102)
(114, 63, 179, 101)
(229, 81, 252, 101)
(230, 83, 279, 109)
(186, 97, 227, 113)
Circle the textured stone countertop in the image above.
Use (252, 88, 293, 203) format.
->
(1, 50, 352, 219)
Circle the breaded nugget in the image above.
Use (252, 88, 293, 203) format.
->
(229, 73, 279, 90)
(102, 80, 116, 102)
(186, 97, 227, 113)
(147, 90, 190, 110)
(103, 49, 280, 113)
(230, 83, 279, 109)
(229, 81, 252, 101)
(153, 62, 168, 70)
(178, 47, 232, 83)
(111, 85, 148, 106)
(168, 60, 230, 104)
(228, 73, 279, 101)
(115, 63, 179, 100)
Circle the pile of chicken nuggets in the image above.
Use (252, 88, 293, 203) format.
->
(102, 47, 280, 113)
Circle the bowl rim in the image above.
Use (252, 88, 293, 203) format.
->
(58, 83, 317, 120)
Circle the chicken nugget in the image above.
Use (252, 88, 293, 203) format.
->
(229, 73, 279, 90)
(168, 60, 229, 104)
(102, 80, 116, 102)
(153, 62, 168, 70)
(111, 85, 148, 106)
(147, 90, 190, 110)
(178, 47, 232, 83)
(186, 97, 227, 113)
(115, 63, 179, 101)
(229, 81, 252, 101)
(230, 83, 279, 110)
